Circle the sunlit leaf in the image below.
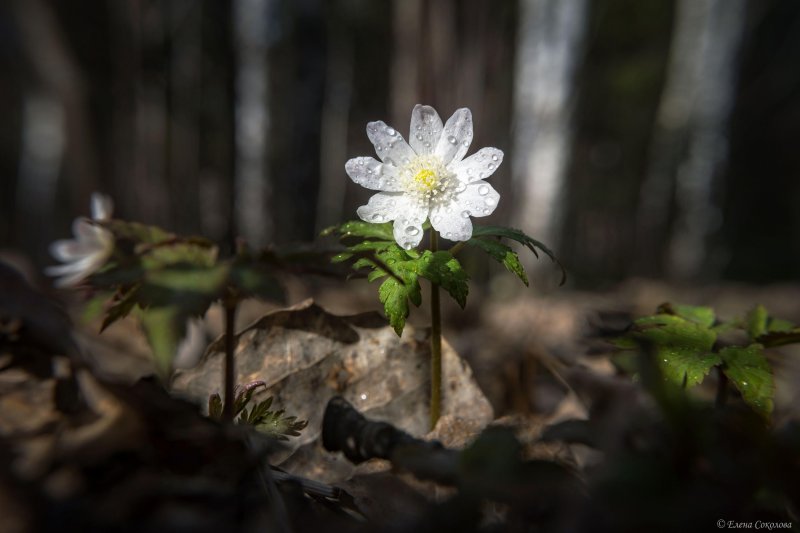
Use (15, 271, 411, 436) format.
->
(657, 302, 715, 328)
(720, 344, 774, 416)
(467, 237, 528, 286)
(625, 314, 718, 387)
(471, 225, 565, 284)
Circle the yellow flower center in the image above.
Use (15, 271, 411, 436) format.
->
(414, 169, 437, 191)
(400, 155, 462, 209)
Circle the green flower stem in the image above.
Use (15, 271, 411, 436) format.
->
(222, 297, 238, 423)
(448, 241, 466, 256)
(430, 230, 442, 430)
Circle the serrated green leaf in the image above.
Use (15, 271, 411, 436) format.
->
(467, 237, 528, 286)
(720, 344, 774, 416)
(324, 220, 395, 241)
(141, 241, 218, 269)
(471, 225, 565, 284)
(140, 306, 184, 379)
(379, 276, 418, 335)
(624, 314, 719, 387)
(417, 251, 469, 308)
(657, 302, 715, 328)
(745, 305, 768, 340)
(100, 286, 140, 332)
(102, 219, 174, 244)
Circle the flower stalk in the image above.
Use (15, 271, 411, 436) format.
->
(222, 296, 238, 423)
(429, 230, 442, 430)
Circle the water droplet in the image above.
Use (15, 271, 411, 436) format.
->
(385, 127, 396, 136)
(455, 183, 466, 193)
(491, 154, 498, 161)
(424, 142, 431, 148)
(366, 168, 373, 175)
(415, 124, 422, 131)
(371, 213, 384, 222)
(742, 381, 748, 387)
(488, 163, 495, 170)
(485, 197, 496, 207)
(478, 185, 489, 195)
(403, 242, 414, 250)
(482, 208, 490, 214)
(376, 144, 384, 152)
(357, 159, 364, 166)
(462, 140, 469, 147)
(360, 393, 367, 400)
(405, 226, 419, 236)
(466, 168, 473, 175)
(447, 135, 457, 145)
(445, 232, 452, 238)
(415, 133, 423, 141)
(388, 200, 396, 207)
(461, 210, 470, 218)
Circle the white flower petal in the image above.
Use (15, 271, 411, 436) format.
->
(451, 147, 504, 182)
(456, 181, 500, 218)
(90, 193, 113, 221)
(434, 108, 473, 165)
(430, 206, 473, 242)
(71, 218, 96, 242)
(345, 157, 403, 191)
(356, 192, 406, 224)
(50, 239, 100, 261)
(408, 104, 444, 155)
(366, 121, 415, 166)
(392, 202, 428, 250)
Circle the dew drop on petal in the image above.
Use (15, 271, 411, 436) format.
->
(371, 213, 384, 222)
(478, 185, 489, 196)
(403, 242, 414, 250)
(485, 197, 496, 207)
(360, 393, 367, 400)
(491, 154, 498, 162)
(376, 144, 384, 152)
(455, 182, 466, 193)
(447, 135, 457, 145)
(488, 163, 495, 170)
(385, 127, 396, 136)
(424, 141, 431, 148)
(462, 140, 469, 147)
(405, 226, 419, 236)
(415, 133, 423, 141)
(445, 232, 452, 238)
(357, 159, 364, 166)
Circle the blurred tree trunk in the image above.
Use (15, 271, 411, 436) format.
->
(233, 0, 273, 247)
(511, 0, 588, 269)
(636, 0, 746, 280)
(10, 0, 98, 262)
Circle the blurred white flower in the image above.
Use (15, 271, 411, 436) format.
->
(46, 193, 114, 288)
(346, 104, 503, 249)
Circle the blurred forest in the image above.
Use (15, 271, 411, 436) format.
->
(1, 0, 799, 289)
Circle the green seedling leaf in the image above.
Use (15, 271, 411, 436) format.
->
(656, 302, 715, 328)
(467, 237, 528, 286)
(256, 410, 309, 440)
(624, 314, 719, 388)
(720, 344, 774, 416)
(471, 225, 565, 285)
(208, 393, 223, 420)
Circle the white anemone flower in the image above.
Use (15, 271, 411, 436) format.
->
(346, 104, 503, 249)
(46, 193, 114, 288)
